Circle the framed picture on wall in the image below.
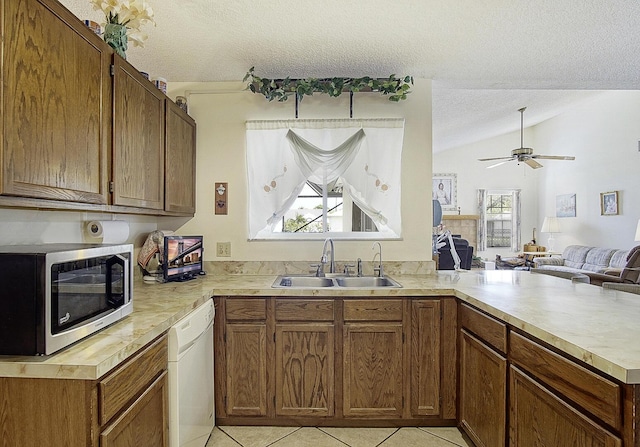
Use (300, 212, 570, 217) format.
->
(556, 193, 576, 217)
(432, 173, 457, 211)
(600, 191, 619, 215)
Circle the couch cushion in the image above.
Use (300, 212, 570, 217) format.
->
(609, 249, 630, 269)
(562, 245, 593, 269)
(536, 265, 589, 275)
(582, 248, 617, 272)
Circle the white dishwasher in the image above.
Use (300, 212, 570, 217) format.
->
(168, 299, 215, 447)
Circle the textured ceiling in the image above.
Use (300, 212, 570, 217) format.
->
(59, 0, 640, 151)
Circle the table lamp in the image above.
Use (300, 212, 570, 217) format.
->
(541, 217, 561, 252)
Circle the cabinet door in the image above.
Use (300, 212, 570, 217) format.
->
(275, 323, 334, 416)
(460, 329, 507, 447)
(100, 372, 168, 447)
(410, 299, 441, 416)
(225, 323, 268, 416)
(3, 0, 110, 204)
(343, 323, 403, 417)
(510, 366, 621, 447)
(112, 58, 165, 209)
(164, 100, 196, 214)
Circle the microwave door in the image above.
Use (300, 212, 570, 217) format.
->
(106, 254, 129, 308)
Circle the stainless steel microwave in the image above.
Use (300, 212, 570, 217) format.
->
(0, 243, 133, 355)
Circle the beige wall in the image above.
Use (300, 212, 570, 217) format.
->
(168, 79, 433, 263)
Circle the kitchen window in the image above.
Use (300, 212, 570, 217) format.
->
(246, 119, 403, 240)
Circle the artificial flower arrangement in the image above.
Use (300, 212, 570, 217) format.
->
(90, 0, 155, 48)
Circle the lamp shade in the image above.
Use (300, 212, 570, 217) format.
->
(541, 217, 561, 234)
(635, 219, 640, 242)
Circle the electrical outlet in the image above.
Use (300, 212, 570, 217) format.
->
(216, 242, 231, 257)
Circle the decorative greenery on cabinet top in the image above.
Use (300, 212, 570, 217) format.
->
(244, 67, 413, 102)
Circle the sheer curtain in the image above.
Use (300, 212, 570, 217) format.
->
(246, 119, 404, 239)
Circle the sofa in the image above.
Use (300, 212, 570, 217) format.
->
(438, 237, 474, 270)
(532, 245, 631, 276)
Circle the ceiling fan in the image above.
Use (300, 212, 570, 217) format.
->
(478, 107, 575, 169)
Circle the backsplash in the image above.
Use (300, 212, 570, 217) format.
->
(204, 260, 434, 276)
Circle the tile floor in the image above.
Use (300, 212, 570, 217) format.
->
(205, 426, 473, 447)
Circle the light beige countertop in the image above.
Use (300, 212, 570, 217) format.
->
(2, 270, 640, 384)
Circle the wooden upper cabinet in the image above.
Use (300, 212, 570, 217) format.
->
(2, 0, 110, 204)
(112, 57, 165, 210)
(165, 100, 196, 214)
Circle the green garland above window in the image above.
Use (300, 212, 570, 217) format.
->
(243, 67, 413, 102)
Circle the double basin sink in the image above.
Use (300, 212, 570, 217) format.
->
(272, 274, 402, 288)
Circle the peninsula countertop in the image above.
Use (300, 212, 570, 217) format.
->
(1, 270, 639, 384)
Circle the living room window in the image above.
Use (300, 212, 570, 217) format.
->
(478, 189, 521, 252)
(486, 193, 512, 247)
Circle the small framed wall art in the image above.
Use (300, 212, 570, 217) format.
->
(600, 191, 619, 216)
(556, 193, 576, 217)
(432, 173, 457, 211)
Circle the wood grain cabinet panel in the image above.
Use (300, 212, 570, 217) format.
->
(510, 366, 621, 447)
(164, 99, 196, 214)
(459, 303, 507, 353)
(459, 329, 507, 447)
(100, 372, 168, 447)
(275, 323, 334, 416)
(510, 331, 621, 430)
(410, 299, 441, 416)
(112, 57, 165, 210)
(225, 323, 268, 416)
(343, 323, 403, 418)
(2, 0, 110, 204)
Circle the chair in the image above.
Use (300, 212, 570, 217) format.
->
(602, 283, 640, 295)
(531, 268, 591, 283)
(583, 246, 640, 286)
(439, 237, 474, 270)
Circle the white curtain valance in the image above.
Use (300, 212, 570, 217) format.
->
(246, 119, 404, 239)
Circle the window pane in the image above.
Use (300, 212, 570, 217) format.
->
(486, 193, 512, 248)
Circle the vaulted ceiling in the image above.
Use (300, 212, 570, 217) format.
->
(60, 0, 640, 152)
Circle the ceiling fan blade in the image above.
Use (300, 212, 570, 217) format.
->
(487, 159, 515, 169)
(531, 155, 575, 160)
(524, 158, 543, 169)
(478, 156, 515, 162)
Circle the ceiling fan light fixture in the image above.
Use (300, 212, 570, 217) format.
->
(477, 107, 575, 169)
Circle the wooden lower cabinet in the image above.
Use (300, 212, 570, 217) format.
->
(225, 323, 268, 416)
(215, 296, 456, 425)
(459, 329, 507, 447)
(100, 372, 168, 447)
(276, 323, 334, 416)
(510, 366, 621, 447)
(343, 322, 403, 418)
(0, 335, 168, 447)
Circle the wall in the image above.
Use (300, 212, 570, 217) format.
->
(0, 209, 159, 248)
(168, 80, 433, 263)
(434, 90, 640, 259)
(433, 128, 539, 260)
(535, 91, 640, 250)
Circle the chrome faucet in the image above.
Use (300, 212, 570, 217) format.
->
(356, 258, 363, 277)
(372, 242, 384, 277)
(320, 238, 336, 275)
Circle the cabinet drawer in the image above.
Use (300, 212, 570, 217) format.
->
(510, 331, 621, 430)
(343, 299, 402, 321)
(99, 335, 168, 425)
(275, 299, 334, 321)
(226, 298, 267, 321)
(460, 303, 507, 353)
